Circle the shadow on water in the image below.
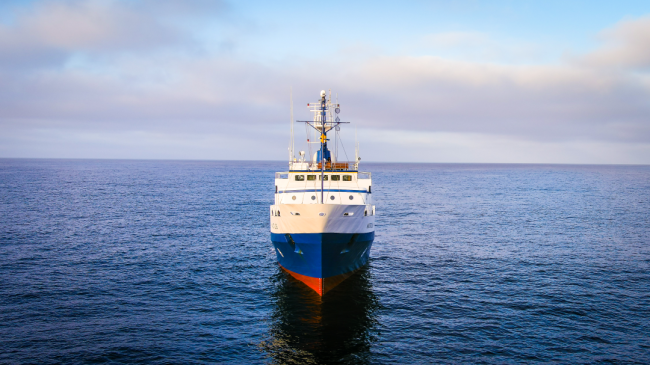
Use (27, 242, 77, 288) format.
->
(260, 265, 381, 364)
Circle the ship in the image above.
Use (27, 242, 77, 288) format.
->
(270, 90, 376, 296)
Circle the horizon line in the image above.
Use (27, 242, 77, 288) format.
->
(1, 157, 648, 167)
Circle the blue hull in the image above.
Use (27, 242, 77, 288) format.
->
(270, 232, 374, 279)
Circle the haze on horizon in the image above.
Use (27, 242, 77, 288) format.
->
(1, 0, 649, 164)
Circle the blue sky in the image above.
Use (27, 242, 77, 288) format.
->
(1, 0, 649, 163)
(207, 0, 650, 62)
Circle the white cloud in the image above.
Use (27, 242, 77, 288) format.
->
(359, 129, 650, 164)
(0, 2, 648, 163)
(0, 0, 228, 70)
(338, 56, 650, 143)
(581, 15, 650, 70)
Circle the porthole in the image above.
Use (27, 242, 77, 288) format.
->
(311, 195, 316, 200)
(292, 196, 296, 200)
(330, 195, 335, 200)
(319, 212, 326, 216)
(349, 195, 354, 200)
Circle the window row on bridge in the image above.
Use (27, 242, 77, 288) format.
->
(294, 174, 352, 182)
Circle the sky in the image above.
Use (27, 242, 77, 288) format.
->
(1, 0, 649, 163)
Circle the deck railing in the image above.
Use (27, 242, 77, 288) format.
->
(275, 171, 371, 179)
(289, 161, 359, 171)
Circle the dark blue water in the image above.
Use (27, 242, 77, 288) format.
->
(1, 159, 649, 364)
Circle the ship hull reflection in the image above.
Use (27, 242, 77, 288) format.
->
(261, 265, 380, 364)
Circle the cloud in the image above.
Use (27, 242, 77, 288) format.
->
(581, 15, 650, 70)
(358, 129, 650, 164)
(1, 50, 649, 146)
(0, 0, 228, 70)
(0, 2, 648, 163)
(333, 55, 650, 145)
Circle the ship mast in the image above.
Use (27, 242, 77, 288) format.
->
(289, 87, 294, 164)
(296, 90, 348, 204)
(320, 91, 326, 203)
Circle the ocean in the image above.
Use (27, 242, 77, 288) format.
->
(1, 159, 649, 364)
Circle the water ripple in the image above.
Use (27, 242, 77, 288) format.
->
(1, 160, 649, 363)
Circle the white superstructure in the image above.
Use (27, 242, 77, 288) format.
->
(270, 170, 375, 234)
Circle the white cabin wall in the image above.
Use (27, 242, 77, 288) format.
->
(275, 171, 372, 206)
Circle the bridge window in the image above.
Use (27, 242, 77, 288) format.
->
(343, 175, 352, 181)
(307, 175, 316, 181)
(295, 175, 305, 181)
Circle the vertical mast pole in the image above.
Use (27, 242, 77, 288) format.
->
(355, 127, 359, 170)
(290, 87, 294, 164)
(335, 93, 338, 161)
(320, 92, 325, 204)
